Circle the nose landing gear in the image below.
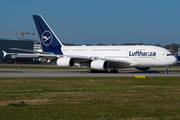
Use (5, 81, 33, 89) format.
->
(164, 66, 169, 74)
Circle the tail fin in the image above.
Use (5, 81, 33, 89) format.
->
(33, 15, 63, 54)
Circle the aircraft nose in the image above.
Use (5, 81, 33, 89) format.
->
(171, 56, 178, 65)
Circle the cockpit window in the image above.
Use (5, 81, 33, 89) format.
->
(167, 54, 173, 56)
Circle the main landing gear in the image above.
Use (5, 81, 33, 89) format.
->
(164, 66, 169, 74)
(89, 69, 118, 73)
(89, 69, 108, 73)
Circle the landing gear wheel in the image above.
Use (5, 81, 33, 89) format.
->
(89, 70, 97, 73)
(89, 69, 109, 73)
(164, 70, 168, 74)
(103, 70, 109, 73)
(164, 66, 169, 74)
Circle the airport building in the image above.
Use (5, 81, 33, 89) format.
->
(33, 41, 42, 51)
(178, 47, 180, 56)
(0, 38, 40, 64)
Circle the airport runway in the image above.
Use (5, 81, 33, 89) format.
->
(0, 68, 180, 77)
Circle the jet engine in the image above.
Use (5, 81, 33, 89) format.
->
(90, 60, 109, 70)
(57, 57, 74, 67)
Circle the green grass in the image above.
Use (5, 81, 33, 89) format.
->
(0, 77, 180, 119)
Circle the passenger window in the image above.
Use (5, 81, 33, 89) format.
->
(167, 54, 173, 56)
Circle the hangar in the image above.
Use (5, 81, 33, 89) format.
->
(0, 38, 40, 64)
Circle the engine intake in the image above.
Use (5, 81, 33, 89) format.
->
(57, 57, 74, 67)
(90, 60, 109, 70)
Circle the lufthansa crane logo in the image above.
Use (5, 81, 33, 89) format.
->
(41, 31, 53, 46)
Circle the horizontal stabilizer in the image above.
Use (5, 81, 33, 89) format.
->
(2, 50, 16, 57)
(2, 50, 7, 57)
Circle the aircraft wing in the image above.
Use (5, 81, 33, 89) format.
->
(10, 48, 53, 54)
(2, 49, 58, 58)
(65, 55, 131, 67)
(3, 48, 131, 67)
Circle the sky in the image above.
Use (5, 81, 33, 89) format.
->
(0, 0, 180, 46)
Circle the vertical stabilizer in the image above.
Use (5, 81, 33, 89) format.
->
(33, 15, 63, 54)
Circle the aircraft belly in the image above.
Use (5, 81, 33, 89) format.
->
(108, 61, 130, 68)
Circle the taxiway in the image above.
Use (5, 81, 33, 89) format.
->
(0, 67, 180, 77)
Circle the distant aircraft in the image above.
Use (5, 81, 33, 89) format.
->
(3, 15, 177, 74)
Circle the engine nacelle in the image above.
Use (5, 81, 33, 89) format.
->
(57, 57, 74, 67)
(90, 60, 109, 70)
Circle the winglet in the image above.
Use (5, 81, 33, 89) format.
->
(2, 50, 7, 57)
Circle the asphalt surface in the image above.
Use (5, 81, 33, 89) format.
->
(0, 67, 180, 77)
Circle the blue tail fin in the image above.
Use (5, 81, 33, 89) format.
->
(33, 15, 63, 55)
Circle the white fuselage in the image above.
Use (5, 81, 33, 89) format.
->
(61, 45, 177, 68)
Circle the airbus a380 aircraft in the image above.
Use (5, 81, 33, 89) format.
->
(3, 15, 177, 74)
